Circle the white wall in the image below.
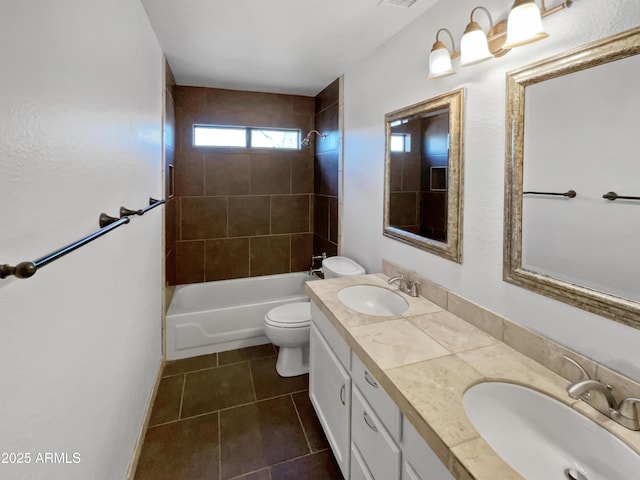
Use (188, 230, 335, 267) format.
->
(0, 1, 163, 479)
(342, 0, 640, 380)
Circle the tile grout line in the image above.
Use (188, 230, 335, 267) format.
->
(226, 467, 270, 480)
(266, 448, 331, 470)
(247, 360, 258, 403)
(148, 387, 311, 428)
(178, 373, 186, 419)
(218, 411, 222, 480)
(165, 352, 275, 377)
(291, 393, 313, 453)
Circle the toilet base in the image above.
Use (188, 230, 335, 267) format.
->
(275, 345, 309, 377)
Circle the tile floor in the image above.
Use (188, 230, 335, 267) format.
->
(134, 344, 343, 480)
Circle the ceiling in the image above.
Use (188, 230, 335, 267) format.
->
(141, 0, 440, 96)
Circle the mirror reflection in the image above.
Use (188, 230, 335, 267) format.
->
(388, 108, 449, 241)
(384, 88, 464, 263)
(504, 26, 640, 328)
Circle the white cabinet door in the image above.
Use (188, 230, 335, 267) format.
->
(401, 417, 454, 480)
(309, 324, 351, 478)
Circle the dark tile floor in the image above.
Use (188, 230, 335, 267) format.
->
(135, 344, 343, 480)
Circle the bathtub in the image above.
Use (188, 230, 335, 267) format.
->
(166, 272, 311, 360)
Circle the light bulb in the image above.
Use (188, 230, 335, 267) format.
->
(460, 22, 493, 66)
(504, 0, 549, 48)
(427, 41, 454, 79)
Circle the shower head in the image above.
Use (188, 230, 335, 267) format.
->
(301, 130, 326, 149)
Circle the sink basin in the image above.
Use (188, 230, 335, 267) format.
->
(337, 285, 408, 316)
(463, 382, 640, 480)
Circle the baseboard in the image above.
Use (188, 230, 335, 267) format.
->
(125, 357, 165, 480)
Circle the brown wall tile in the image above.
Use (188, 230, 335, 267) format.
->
(402, 155, 421, 192)
(173, 86, 316, 284)
(291, 234, 313, 272)
(389, 192, 418, 227)
(181, 197, 228, 240)
(329, 198, 338, 244)
(204, 153, 250, 196)
(315, 78, 339, 113)
(174, 152, 204, 197)
(205, 238, 250, 281)
(164, 95, 175, 151)
(313, 195, 329, 240)
(314, 150, 339, 197)
(250, 236, 290, 277)
(174, 86, 206, 111)
(250, 154, 291, 195)
(292, 96, 315, 115)
(165, 197, 177, 252)
(271, 195, 310, 234)
(389, 153, 402, 192)
(166, 247, 176, 286)
(228, 196, 270, 237)
(315, 103, 339, 154)
(176, 241, 205, 284)
(313, 234, 337, 258)
(291, 154, 313, 194)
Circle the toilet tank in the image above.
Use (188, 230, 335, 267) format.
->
(322, 256, 366, 279)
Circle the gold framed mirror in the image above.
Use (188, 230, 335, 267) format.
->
(504, 26, 640, 329)
(383, 88, 464, 263)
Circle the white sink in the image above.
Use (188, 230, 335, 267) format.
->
(463, 382, 640, 480)
(337, 285, 408, 316)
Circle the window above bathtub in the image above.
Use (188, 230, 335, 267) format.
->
(193, 124, 301, 150)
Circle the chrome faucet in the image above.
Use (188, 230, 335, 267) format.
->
(567, 379, 617, 409)
(564, 355, 640, 430)
(387, 271, 421, 297)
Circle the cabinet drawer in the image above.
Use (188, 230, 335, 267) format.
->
(311, 301, 350, 370)
(402, 417, 454, 480)
(351, 352, 402, 441)
(352, 387, 401, 480)
(351, 443, 374, 480)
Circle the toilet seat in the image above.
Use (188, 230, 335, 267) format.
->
(265, 302, 311, 328)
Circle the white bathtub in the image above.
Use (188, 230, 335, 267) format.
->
(166, 272, 311, 360)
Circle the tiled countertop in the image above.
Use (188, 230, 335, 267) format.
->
(305, 273, 640, 480)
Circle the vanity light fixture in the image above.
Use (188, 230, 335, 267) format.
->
(427, 28, 459, 79)
(426, 0, 575, 79)
(460, 7, 495, 66)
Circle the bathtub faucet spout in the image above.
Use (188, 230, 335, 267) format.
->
(309, 253, 326, 278)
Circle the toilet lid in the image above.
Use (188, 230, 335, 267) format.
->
(265, 302, 312, 327)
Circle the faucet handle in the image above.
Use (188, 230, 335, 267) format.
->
(563, 355, 591, 382)
(618, 397, 640, 419)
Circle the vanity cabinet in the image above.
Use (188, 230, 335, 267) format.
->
(401, 417, 454, 480)
(309, 323, 351, 478)
(310, 302, 452, 480)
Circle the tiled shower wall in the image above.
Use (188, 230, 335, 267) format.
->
(313, 79, 340, 257)
(164, 61, 177, 286)
(170, 86, 315, 285)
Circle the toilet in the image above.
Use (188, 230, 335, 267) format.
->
(263, 256, 366, 377)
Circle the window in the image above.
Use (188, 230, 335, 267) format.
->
(193, 125, 301, 149)
(390, 133, 411, 152)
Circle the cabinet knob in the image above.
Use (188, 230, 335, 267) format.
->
(340, 384, 346, 405)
